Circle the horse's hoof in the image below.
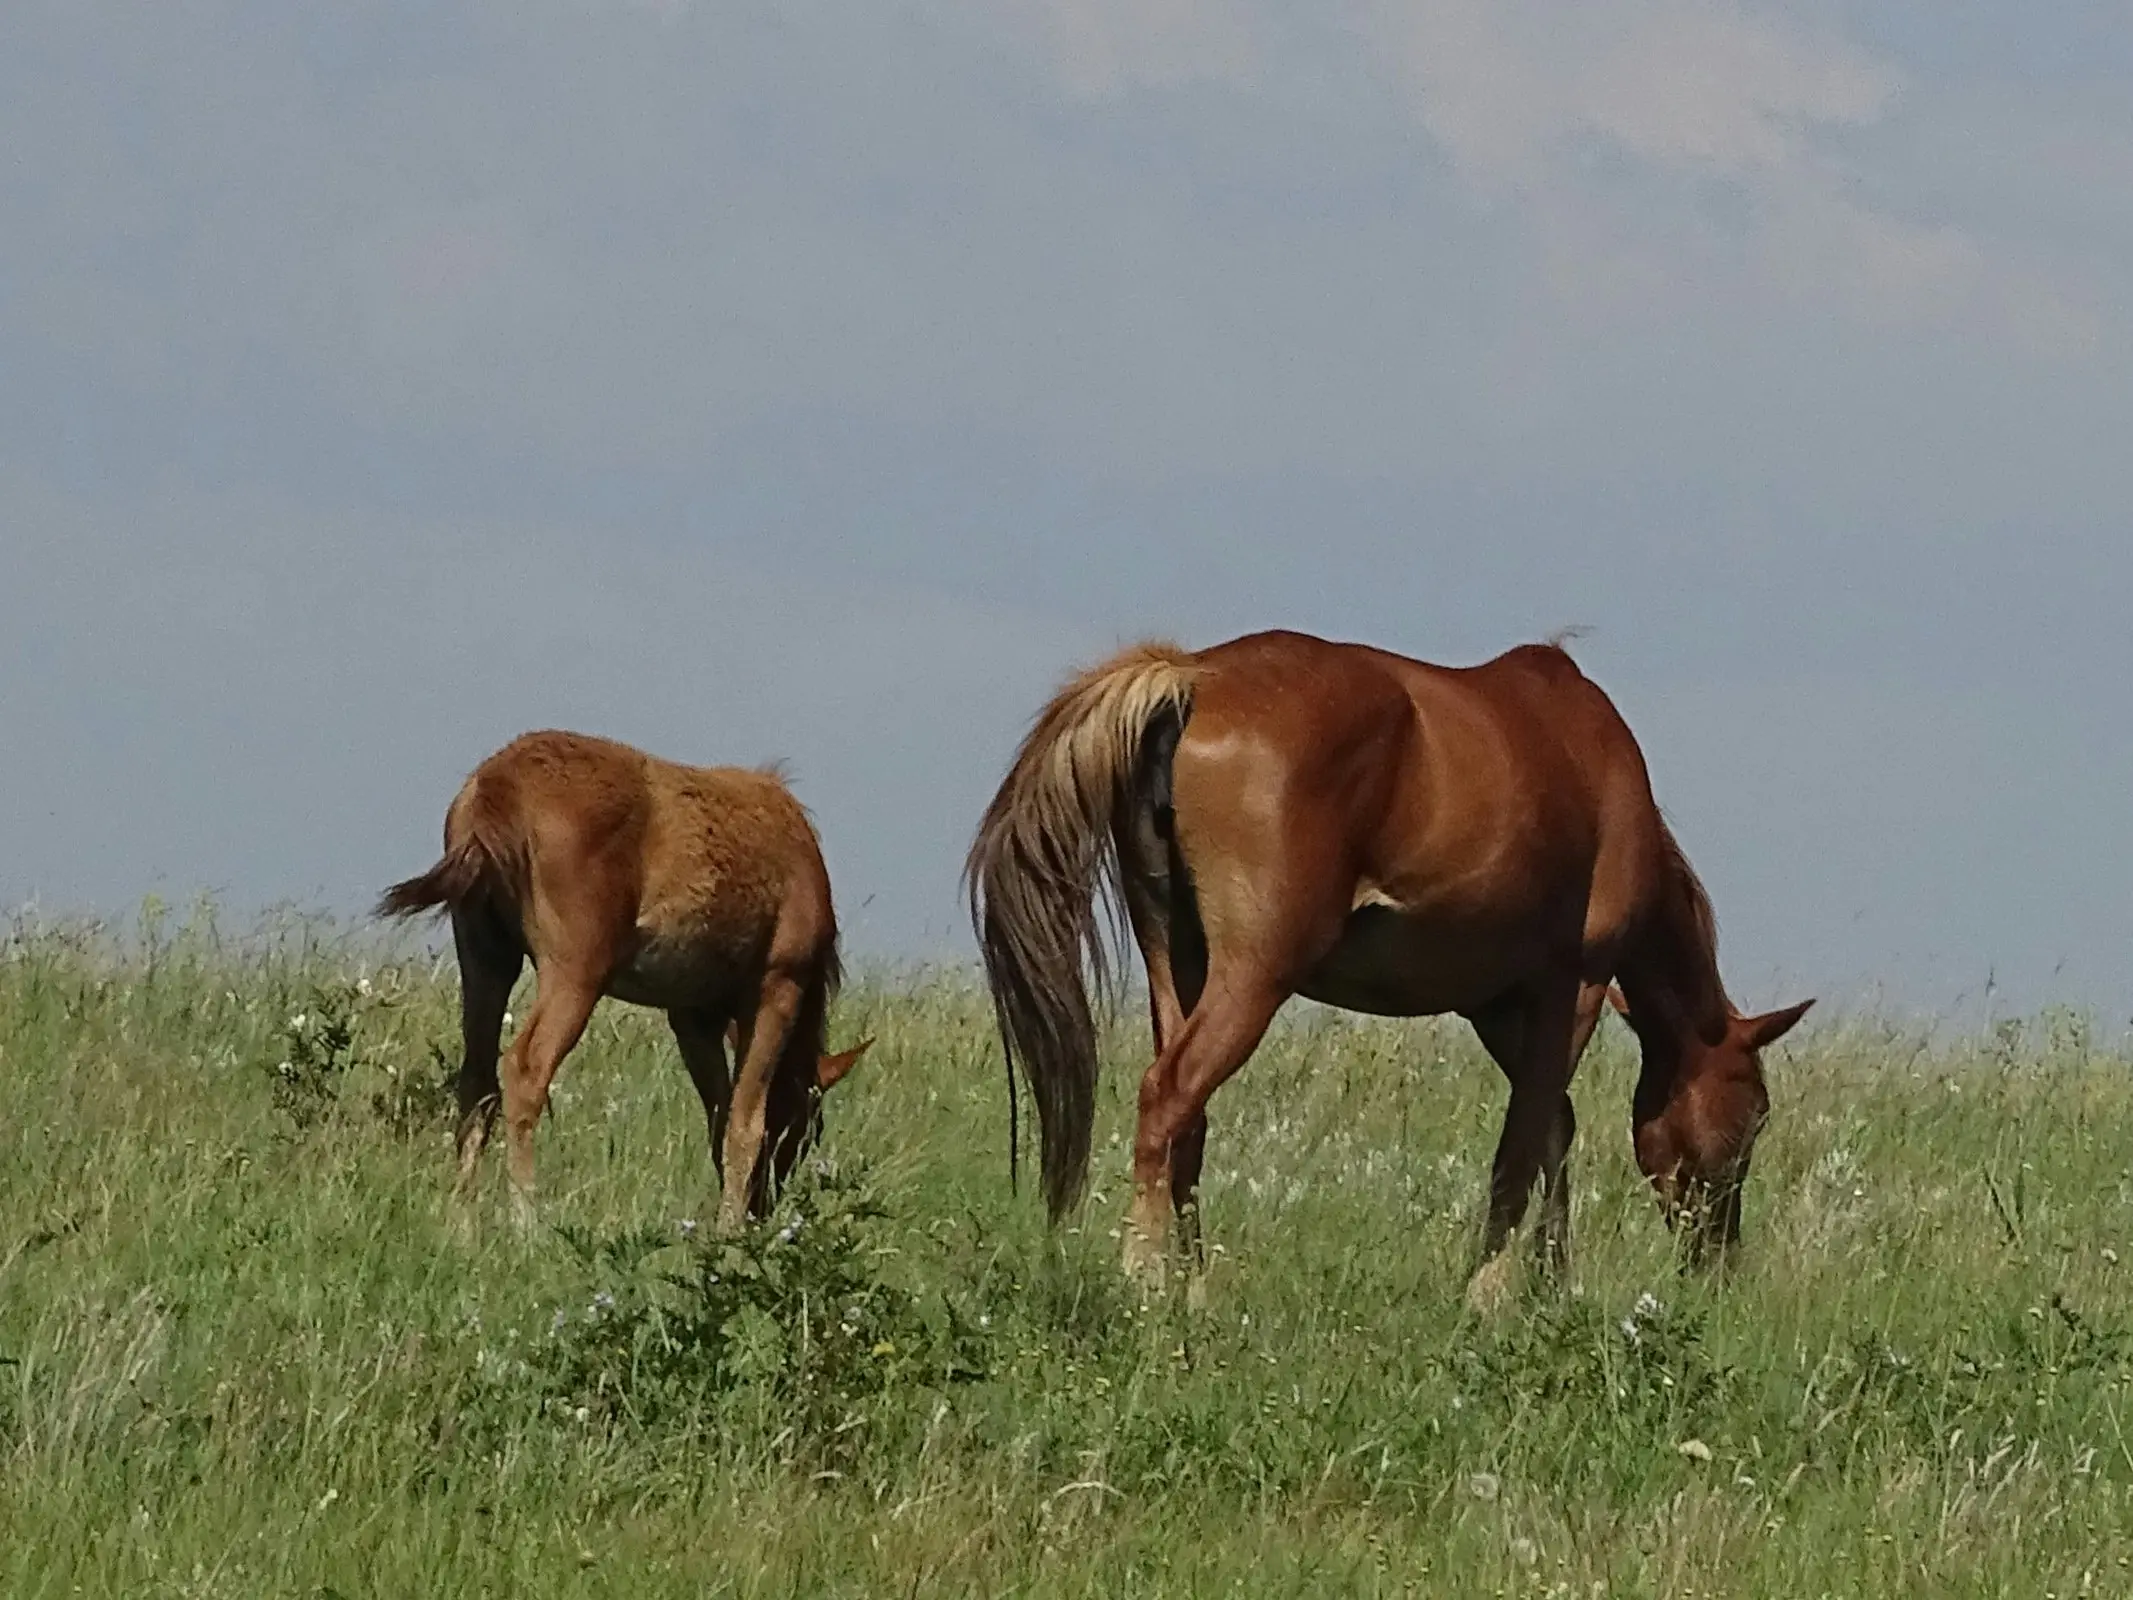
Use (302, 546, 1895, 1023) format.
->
(1464, 1254, 1519, 1316)
(445, 1202, 480, 1246)
(1121, 1226, 1168, 1291)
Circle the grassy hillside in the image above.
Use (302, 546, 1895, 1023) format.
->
(2, 912, 2129, 1596)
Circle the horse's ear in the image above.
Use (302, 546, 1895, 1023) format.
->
(1740, 999, 1814, 1052)
(1605, 984, 1632, 1019)
(816, 1039, 872, 1091)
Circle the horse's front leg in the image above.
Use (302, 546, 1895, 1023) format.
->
(1465, 978, 1582, 1313)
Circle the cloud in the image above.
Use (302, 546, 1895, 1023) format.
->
(1364, 0, 1896, 188)
(1352, 0, 2112, 345)
(985, 0, 2113, 352)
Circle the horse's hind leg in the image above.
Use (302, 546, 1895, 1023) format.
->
(1124, 966, 1283, 1287)
(1120, 849, 1206, 1266)
(668, 1007, 734, 1183)
(450, 904, 522, 1195)
(719, 967, 811, 1229)
(498, 964, 602, 1226)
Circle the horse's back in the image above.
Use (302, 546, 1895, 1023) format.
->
(1168, 631, 1416, 915)
(463, 729, 652, 851)
(1178, 631, 1635, 853)
(638, 760, 832, 933)
(457, 731, 834, 1004)
(625, 754, 836, 1000)
(1172, 632, 1664, 1008)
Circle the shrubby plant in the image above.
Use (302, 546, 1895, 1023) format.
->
(527, 1163, 989, 1454)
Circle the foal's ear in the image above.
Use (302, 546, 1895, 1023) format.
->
(1739, 999, 1814, 1052)
(816, 1039, 872, 1091)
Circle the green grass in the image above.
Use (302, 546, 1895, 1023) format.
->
(3, 908, 2130, 1597)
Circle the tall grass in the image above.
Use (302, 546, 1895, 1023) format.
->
(1, 908, 2129, 1596)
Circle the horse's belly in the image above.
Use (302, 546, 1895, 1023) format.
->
(1296, 905, 1531, 1018)
(605, 929, 743, 1011)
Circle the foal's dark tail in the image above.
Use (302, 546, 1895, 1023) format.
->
(964, 642, 1197, 1221)
(375, 786, 519, 922)
(375, 840, 489, 920)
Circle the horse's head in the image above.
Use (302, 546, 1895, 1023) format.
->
(1614, 989, 1812, 1262)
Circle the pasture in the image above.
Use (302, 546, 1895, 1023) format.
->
(2, 910, 2129, 1597)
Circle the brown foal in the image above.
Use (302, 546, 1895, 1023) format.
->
(968, 630, 1809, 1305)
(380, 730, 867, 1228)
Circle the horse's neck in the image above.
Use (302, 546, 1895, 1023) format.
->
(1620, 844, 1733, 1108)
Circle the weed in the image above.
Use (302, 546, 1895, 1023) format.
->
(264, 983, 368, 1131)
(526, 1163, 987, 1459)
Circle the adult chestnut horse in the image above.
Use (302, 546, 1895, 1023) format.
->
(967, 630, 1809, 1305)
(379, 731, 867, 1228)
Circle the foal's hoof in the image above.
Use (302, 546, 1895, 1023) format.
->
(508, 1189, 539, 1235)
(1121, 1225, 1169, 1293)
(1464, 1254, 1520, 1317)
(714, 1194, 755, 1237)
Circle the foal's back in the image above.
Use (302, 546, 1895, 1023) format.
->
(459, 730, 834, 1006)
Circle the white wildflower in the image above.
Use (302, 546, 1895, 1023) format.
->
(1469, 1471, 1501, 1502)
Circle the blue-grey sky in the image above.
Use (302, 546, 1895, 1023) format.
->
(3, 1, 2129, 1019)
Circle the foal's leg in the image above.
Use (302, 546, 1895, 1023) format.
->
(668, 1007, 734, 1181)
(1463, 977, 1581, 1312)
(719, 968, 807, 1230)
(1124, 968, 1283, 1287)
(450, 905, 521, 1195)
(498, 964, 602, 1227)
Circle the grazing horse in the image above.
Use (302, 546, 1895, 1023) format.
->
(379, 730, 868, 1228)
(967, 630, 1809, 1305)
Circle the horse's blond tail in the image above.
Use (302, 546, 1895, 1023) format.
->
(965, 643, 1197, 1220)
